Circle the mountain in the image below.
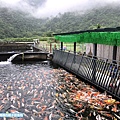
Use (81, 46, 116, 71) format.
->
(0, 4, 120, 39)
(0, 7, 47, 38)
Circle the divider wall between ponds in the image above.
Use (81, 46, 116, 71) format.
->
(52, 50, 120, 100)
(0, 52, 49, 62)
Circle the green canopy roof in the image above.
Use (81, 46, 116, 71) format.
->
(54, 32, 120, 46)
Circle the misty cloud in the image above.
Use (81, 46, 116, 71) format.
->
(0, 0, 120, 18)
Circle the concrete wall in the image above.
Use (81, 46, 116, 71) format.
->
(0, 43, 31, 52)
(86, 44, 120, 62)
(0, 52, 48, 62)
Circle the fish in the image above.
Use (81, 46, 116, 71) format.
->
(96, 114, 102, 120)
(69, 109, 76, 114)
(10, 105, 18, 109)
(19, 93, 22, 97)
(32, 97, 40, 101)
(23, 113, 29, 118)
(34, 101, 41, 104)
(22, 98, 24, 102)
(47, 105, 55, 110)
(12, 99, 16, 104)
(17, 101, 20, 108)
(30, 116, 34, 120)
(49, 112, 52, 120)
(16, 91, 19, 95)
(25, 109, 30, 113)
(32, 109, 39, 114)
(10, 109, 19, 113)
(113, 113, 120, 120)
(44, 116, 48, 120)
(0, 105, 4, 111)
(33, 93, 37, 98)
(26, 104, 34, 107)
(21, 102, 24, 107)
(0, 90, 3, 94)
(41, 105, 47, 112)
(6, 93, 9, 98)
(27, 91, 30, 94)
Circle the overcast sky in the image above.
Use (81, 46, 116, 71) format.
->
(0, 0, 120, 18)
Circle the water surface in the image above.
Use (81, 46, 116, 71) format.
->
(0, 61, 119, 120)
(0, 61, 65, 120)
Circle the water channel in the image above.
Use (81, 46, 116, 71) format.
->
(0, 60, 119, 120)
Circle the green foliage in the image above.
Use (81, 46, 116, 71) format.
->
(3, 37, 35, 42)
(0, 5, 120, 40)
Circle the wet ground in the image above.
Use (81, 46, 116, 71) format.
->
(0, 61, 119, 120)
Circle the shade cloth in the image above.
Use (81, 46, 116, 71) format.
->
(54, 32, 120, 46)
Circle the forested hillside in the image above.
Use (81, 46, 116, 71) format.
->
(0, 4, 120, 39)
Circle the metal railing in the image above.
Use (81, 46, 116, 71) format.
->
(34, 42, 86, 53)
(53, 50, 120, 100)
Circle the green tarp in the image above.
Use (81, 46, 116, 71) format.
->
(55, 35, 79, 42)
(54, 32, 120, 46)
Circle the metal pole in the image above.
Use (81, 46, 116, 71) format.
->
(113, 45, 117, 61)
(61, 42, 63, 50)
(74, 42, 76, 53)
(92, 43, 97, 81)
(93, 43, 97, 56)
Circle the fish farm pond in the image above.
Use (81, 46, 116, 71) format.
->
(0, 61, 120, 120)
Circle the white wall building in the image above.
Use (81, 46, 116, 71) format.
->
(86, 43, 120, 62)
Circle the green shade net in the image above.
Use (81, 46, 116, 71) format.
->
(54, 35, 79, 42)
(54, 32, 120, 46)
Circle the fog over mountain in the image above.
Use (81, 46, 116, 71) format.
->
(1, 0, 120, 39)
(0, 0, 120, 18)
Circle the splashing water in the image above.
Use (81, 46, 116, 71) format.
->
(0, 61, 11, 65)
(7, 53, 20, 62)
(0, 53, 21, 65)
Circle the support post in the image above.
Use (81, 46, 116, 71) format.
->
(92, 43, 97, 81)
(74, 42, 76, 53)
(50, 43, 52, 53)
(61, 42, 63, 50)
(93, 43, 97, 56)
(113, 45, 117, 61)
(22, 53, 24, 61)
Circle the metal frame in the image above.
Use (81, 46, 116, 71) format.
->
(53, 50, 120, 100)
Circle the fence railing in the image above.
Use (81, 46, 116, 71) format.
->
(53, 50, 120, 100)
(34, 42, 86, 53)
